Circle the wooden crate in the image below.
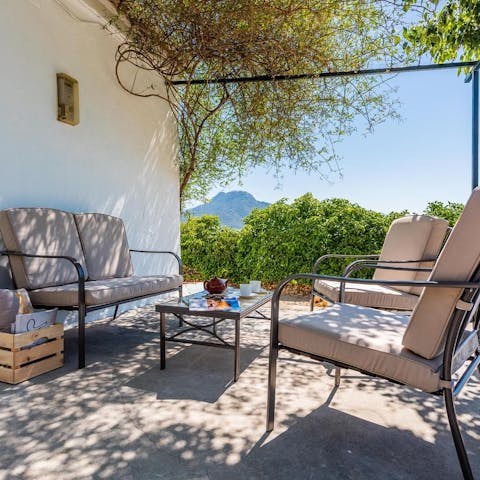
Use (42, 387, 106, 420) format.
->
(0, 324, 64, 384)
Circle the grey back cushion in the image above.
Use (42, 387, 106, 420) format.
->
(0, 233, 14, 289)
(373, 215, 449, 295)
(0, 289, 19, 332)
(74, 213, 133, 280)
(403, 188, 480, 359)
(0, 208, 88, 289)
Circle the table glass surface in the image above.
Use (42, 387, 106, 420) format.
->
(156, 288, 272, 318)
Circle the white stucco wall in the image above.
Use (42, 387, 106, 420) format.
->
(0, 0, 180, 317)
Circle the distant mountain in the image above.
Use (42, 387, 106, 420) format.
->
(184, 191, 270, 229)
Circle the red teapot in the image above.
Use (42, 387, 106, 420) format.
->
(203, 276, 229, 294)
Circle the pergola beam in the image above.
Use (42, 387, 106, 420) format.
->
(171, 61, 477, 86)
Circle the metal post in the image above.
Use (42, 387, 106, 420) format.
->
(234, 318, 240, 382)
(473, 69, 479, 190)
(77, 266, 86, 369)
(160, 312, 166, 369)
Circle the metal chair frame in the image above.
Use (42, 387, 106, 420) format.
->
(268, 272, 480, 480)
(0, 249, 182, 369)
(309, 253, 436, 309)
(310, 227, 453, 309)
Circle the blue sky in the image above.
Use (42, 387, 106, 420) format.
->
(204, 67, 474, 214)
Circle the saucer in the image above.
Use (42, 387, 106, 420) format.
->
(239, 293, 256, 298)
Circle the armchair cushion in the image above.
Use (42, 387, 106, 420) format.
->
(313, 279, 418, 310)
(403, 188, 480, 359)
(29, 274, 183, 307)
(0, 208, 88, 289)
(279, 303, 444, 392)
(74, 213, 134, 280)
(373, 215, 449, 295)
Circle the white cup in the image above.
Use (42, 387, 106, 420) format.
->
(239, 283, 252, 297)
(249, 280, 261, 293)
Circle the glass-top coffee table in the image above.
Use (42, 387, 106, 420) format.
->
(156, 290, 272, 382)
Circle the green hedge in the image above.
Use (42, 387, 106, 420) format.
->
(180, 194, 463, 284)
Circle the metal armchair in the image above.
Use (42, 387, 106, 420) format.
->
(310, 215, 450, 311)
(267, 190, 480, 479)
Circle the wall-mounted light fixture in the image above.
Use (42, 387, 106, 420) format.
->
(57, 73, 79, 126)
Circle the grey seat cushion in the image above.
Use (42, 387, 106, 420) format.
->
(313, 279, 418, 310)
(279, 303, 444, 393)
(0, 208, 88, 289)
(74, 213, 134, 280)
(29, 275, 183, 307)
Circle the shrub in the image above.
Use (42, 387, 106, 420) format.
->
(180, 215, 240, 280)
(235, 194, 403, 282)
(181, 194, 406, 284)
(423, 201, 463, 227)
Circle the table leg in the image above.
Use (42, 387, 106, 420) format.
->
(234, 318, 240, 382)
(213, 317, 217, 335)
(160, 312, 166, 370)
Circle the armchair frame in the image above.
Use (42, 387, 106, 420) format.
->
(310, 253, 436, 308)
(338, 260, 434, 302)
(268, 272, 480, 480)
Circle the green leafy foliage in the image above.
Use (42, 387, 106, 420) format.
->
(180, 215, 240, 280)
(424, 200, 464, 226)
(181, 194, 464, 284)
(403, 1, 480, 64)
(181, 194, 406, 283)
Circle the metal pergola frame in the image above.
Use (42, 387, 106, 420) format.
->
(173, 61, 480, 190)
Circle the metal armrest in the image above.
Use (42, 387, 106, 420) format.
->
(310, 254, 379, 307)
(338, 259, 436, 302)
(312, 253, 379, 273)
(130, 249, 183, 275)
(0, 249, 86, 286)
(342, 259, 437, 298)
(342, 258, 436, 277)
(275, 272, 480, 324)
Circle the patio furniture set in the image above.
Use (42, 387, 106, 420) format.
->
(1, 189, 480, 479)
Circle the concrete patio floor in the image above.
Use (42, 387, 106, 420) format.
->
(1, 291, 479, 479)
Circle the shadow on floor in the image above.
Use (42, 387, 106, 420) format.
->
(207, 406, 467, 480)
(1, 307, 479, 480)
(127, 345, 264, 402)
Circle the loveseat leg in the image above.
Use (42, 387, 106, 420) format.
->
(309, 293, 315, 311)
(444, 388, 474, 479)
(335, 367, 341, 386)
(78, 306, 86, 369)
(266, 342, 279, 431)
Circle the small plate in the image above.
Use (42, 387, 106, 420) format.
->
(239, 294, 256, 298)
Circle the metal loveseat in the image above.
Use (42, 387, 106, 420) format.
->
(0, 208, 183, 369)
